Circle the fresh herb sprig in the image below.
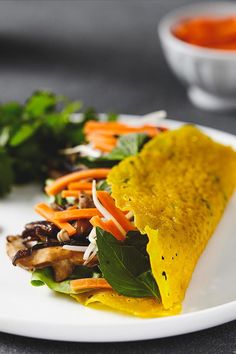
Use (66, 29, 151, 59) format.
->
(0, 91, 97, 197)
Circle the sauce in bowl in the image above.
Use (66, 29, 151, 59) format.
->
(172, 16, 236, 50)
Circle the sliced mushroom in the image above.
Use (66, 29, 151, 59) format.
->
(78, 191, 95, 209)
(6, 235, 97, 282)
(22, 221, 59, 242)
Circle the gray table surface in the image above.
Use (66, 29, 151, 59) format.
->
(0, 1, 236, 353)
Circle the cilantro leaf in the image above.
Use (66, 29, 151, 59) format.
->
(0, 127, 10, 147)
(106, 133, 149, 160)
(24, 91, 59, 119)
(106, 112, 118, 122)
(9, 122, 40, 146)
(83, 107, 99, 122)
(0, 102, 23, 127)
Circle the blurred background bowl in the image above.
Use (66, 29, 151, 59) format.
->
(158, 2, 236, 111)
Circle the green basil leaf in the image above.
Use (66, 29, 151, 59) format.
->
(125, 230, 149, 256)
(96, 228, 159, 298)
(137, 270, 160, 298)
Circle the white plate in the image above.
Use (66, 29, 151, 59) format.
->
(0, 117, 236, 342)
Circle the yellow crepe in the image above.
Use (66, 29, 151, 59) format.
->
(72, 290, 181, 318)
(107, 125, 236, 310)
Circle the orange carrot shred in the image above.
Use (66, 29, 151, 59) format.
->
(86, 133, 117, 145)
(67, 205, 78, 210)
(96, 191, 136, 232)
(91, 127, 158, 137)
(90, 215, 125, 240)
(68, 182, 93, 190)
(70, 278, 112, 292)
(54, 208, 102, 221)
(92, 142, 116, 153)
(61, 190, 80, 198)
(84, 120, 159, 137)
(34, 203, 76, 236)
(45, 168, 110, 196)
(61, 190, 92, 198)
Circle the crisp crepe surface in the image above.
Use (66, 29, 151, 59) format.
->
(107, 125, 236, 309)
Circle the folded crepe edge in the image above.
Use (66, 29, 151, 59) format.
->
(71, 289, 181, 318)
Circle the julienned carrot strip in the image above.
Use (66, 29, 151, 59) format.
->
(61, 190, 92, 198)
(85, 120, 124, 127)
(106, 219, 125, 240)
(34, 203, 76, 236)
(86, 127, 158, 138)
(86, 121, 153, 130)
(84, 120, 159, 136)
(90, 216, 125, 240)
(96, 191, 136, 232)
(92, 142, 116, 153)
(45, 168, 110, 196)
(84, 120, 130, 133)
(61, 190, 80, 198)
(67, 205, 78, 210)
(54, 208, 102, 221)
(70, 278, 112, 293)
(86, 134, 117, 145)
(68, 182, 93, 190)
(84, 121, 158, 133)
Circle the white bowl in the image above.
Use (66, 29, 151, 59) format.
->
(158, 2, 236, 111)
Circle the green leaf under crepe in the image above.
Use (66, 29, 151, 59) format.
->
(31, 266, 101, 294)
(96, 228, 160, 298)
(32, 267, 72, 294)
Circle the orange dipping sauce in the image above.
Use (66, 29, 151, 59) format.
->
(172, 16, 236, 50)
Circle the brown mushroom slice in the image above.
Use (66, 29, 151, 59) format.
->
(6, 235, 97, 282)
(6, 236, 25, 259)
(53, 260, 75, 282)
(78, 191, 95, 209)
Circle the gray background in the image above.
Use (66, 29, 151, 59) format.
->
(0, 0, 236, 353)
